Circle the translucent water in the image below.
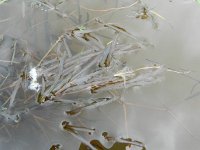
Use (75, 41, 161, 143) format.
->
(1, 0, 200, 150)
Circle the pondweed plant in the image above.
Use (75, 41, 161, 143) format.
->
(0, 0, 199, 150)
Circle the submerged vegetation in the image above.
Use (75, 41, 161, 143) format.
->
(1, 0, 200, 150)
